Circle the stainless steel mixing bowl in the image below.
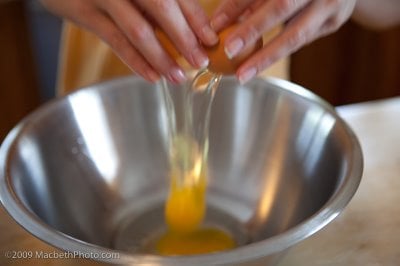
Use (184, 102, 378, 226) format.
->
(0, 76, 362, 265)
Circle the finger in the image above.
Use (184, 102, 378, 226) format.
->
(320, 0, 356, 35)
(236, 1, 329, 83)
(103, 0, 186, 83)
(224, 0, 310, 59)
(75, 6, 161, 83)
(210, 0, 254, 31)
(177, 0, 219, 46)
(136, 0, 209, 69)
(239, 0, 267, 21)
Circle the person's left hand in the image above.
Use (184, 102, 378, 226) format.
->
(211, 0, 357, 83)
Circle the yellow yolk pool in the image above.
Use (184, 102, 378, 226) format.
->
(158, 157, 236, 256)
(156, 135, 237, 255)
(156, 227, 235, 256)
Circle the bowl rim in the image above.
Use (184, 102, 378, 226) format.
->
(0, 76, 363, 265)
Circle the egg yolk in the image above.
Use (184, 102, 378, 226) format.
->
(159, 141, 236, 255)
(156, 227, 235, 256)
(159, 151, 236, 256)
(165, 173, 206, 233)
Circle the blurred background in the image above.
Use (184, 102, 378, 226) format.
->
(0, 0, 399, 142)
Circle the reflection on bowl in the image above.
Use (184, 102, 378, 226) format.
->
(0, 77, 362, 265)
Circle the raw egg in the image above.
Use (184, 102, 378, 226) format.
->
(165, 172, 206, 233)
(156, 24, 263, 75)
(158, 137, 237, 256)
(163, 136, 207, 233)
(155, 0, 244, 254)
(206, 25, 263, 74)
(156, 227, 235, 255)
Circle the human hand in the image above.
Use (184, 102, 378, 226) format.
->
(352, 0, 400, 30)
(210, 0, 357, 83)
(40, 0, 219, 84)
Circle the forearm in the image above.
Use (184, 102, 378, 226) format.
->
(352, 0, 400, 30)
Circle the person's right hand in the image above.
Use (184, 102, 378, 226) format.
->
(40, 0, 219, 84)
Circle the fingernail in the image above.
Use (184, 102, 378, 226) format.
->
(192, 48, 209, 69)
(225, 38, 244, 59)
(168, 68, 186, 84)
(202, 25, 219, 45)
(238, 67, 257, 84)
(211, 13, 229, 31)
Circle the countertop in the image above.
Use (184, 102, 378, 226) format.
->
(280, 97, 400, 266)
(1, 96, 400, 265)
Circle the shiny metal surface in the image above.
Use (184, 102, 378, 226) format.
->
(0, 76, 363, 265)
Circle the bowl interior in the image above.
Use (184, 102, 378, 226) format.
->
(1, 77, 361, 261)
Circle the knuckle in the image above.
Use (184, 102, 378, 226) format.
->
(253, 53, 273, 73)
(273, 0, 305, 18)
(129, 25, 153, 43)
(189, 2, 204, 16)
(327, 0, 341, 7)
(105, 29, 127, 51)
(253, 60, 265, 74)
(287, 29, 308, 50)
(330, 21, 342, 32)
(151, 0, 172, 12)
(324, 16, 342, 33)
(192, 9, 209, 29)
(227, 0, 244, 13)
(273, 0, 293, 18)
(243, 24, 263, 44)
